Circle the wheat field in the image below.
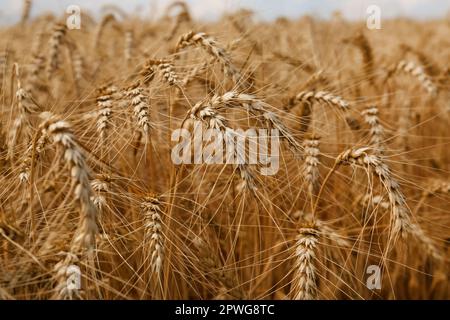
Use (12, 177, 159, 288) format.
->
(0, 1, 449, 300)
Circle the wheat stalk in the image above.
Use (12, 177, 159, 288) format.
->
(94, 14, 121, 52)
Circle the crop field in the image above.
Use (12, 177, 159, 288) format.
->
(0, 1, 449, 299)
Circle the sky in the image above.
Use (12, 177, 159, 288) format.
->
(0, 0, 449, 24)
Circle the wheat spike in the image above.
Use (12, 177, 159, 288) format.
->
(52, 252, 81, 300)
(294, 90, 349, 110)
(38, 113, 98, 249)
(141, 196, 165, 275)
(302, 135, 320, 196)
(396, 60, 437, 96)
(292, 226, 318, 300)
(362, 105, 384, 152)
(175, 31, 241, 84)
(336, 147, 441, 258)
(46, 23, 66, 78)
(126, 83, 152, 139)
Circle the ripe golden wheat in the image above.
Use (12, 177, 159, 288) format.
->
(0, 0, 448, 300)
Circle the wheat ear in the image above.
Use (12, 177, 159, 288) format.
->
(90, 174, 110, 212)
(193, 236, 245, 299)
(336, 147, 412, 238)
(362, 105, 384, 152)
(292, 226, 318, 300)
(165, 9, 191, 41)
(96, 86, 117, 142)
(175, 31, 241, 84)
(126, 83, 152, 141)
(20, 0, 32, 25)
(180, 38, 240, 87)
(141, 196, 165, 275)
(46, 23, 66, 78)
(53, 252, 81, 300)
(302, 135, 320, 197)
(347, 32, 375, 84)
(8, 63, 39, 161)
(396, 60, 437, 96)
(187, 100, 257, 191)
(141, 59, 181, 87)
(38, 113, 98, 249)
(71, 47, 84, 84)
(124, 29, 133, 65)
(336, 147, 441, 258)
(400, 44, 440, 77)
(293, 90, 349, 110)
(203, 91, 303, 156)
(18, 133, 47, 183)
